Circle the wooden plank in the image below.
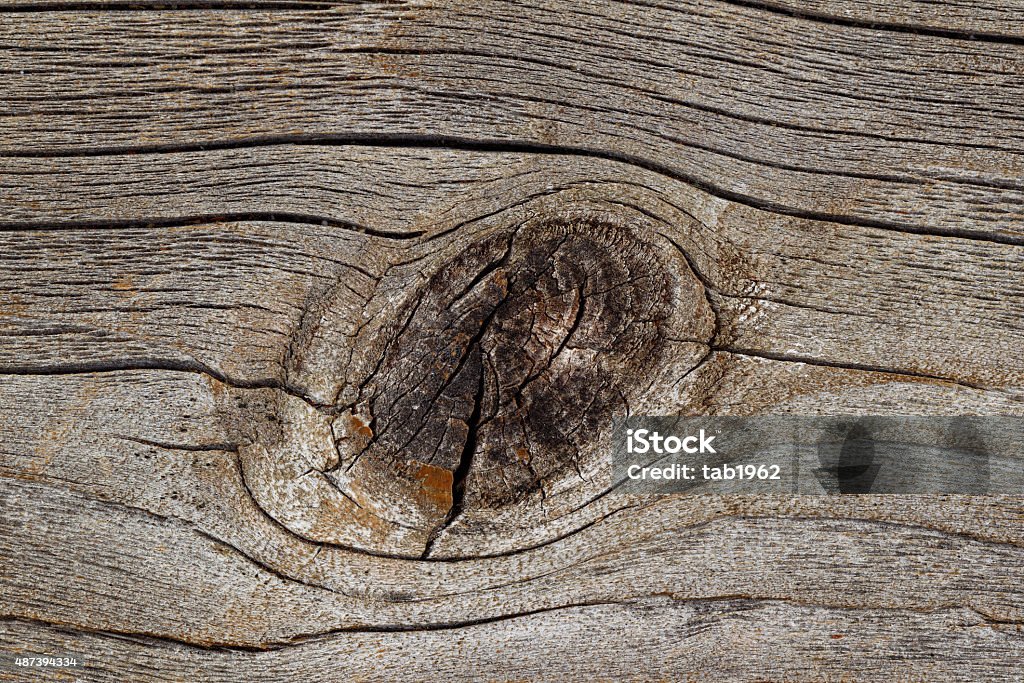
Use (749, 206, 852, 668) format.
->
(4, 3, 1024, 240)
(2, 0, 1024, 679)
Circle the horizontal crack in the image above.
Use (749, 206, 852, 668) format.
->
(3, 134, 1023, 249)
(0, 211, 423, 240)
(111, 434, 241, 453)
(0, 601, 624, 653)
(616, 0, 1024, 46)
(711, 0, 1024, 46)
(0, 0, 331, 10)
(0, 357, 332, 412)
(3, 593, 1016, 655)
(714, 346, 997, 392)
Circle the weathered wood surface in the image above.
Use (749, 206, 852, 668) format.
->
(2, 1, 1024, 680)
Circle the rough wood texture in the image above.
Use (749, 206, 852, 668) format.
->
(2, 1, 1023, 681)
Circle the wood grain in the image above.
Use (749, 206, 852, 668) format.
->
(1, 0, 1023, 680)
(5, 3, 1024, 241)
(4, 0, 1024, 45)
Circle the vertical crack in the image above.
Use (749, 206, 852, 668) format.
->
(421, 348, 488, 559)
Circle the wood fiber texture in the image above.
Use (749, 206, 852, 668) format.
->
(1, 0, 1024, 681)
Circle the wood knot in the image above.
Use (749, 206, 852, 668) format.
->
(242, 215, 714, 558)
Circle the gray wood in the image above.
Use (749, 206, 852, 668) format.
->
(4, 0, 1023, 43)
(5, 4, 1024, 241)
(1, 1, 1023, 680)
(4, 599, 1022, 682)
(6, 0, 1024, 42)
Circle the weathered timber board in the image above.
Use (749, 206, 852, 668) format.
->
(1, 0, 1023, 681)
(6, 4, 1024, 240)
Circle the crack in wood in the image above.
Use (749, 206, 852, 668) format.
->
(5, 135, 1023, 248)
(0, 211, 424, 240)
